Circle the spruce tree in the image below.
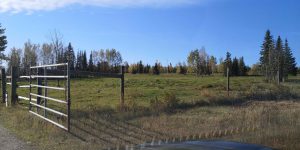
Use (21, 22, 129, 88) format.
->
(284, 39, 297, 76)
(0, 23, 7, 61)
(66, 42, 75, 70)
(275, 36, 284, 81)
(223, 51, 232, 76)
(82, 51, 88, 71)
(231, 57, 239, 76)
(88, 51, 94, 72)
(153, 62, 160, 75)
(238, 57, 247, 76)
(144, 64, 151, 74)
(75, 51, 81, 71)
(260, 30, 275, 82)
(138, 60, 144, 74)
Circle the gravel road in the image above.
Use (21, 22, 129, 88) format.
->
(0, 123, 32, 150)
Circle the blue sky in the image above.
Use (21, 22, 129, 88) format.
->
(0, 0, 299, 66)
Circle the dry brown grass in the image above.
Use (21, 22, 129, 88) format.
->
(134, 101, 300, 150)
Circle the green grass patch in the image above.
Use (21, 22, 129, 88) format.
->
(0, 74, 299, 149)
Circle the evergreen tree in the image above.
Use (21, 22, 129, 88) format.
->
(144, 64, 151, 74)
(153, 62, 161, 75)
(57, 48, 65, 64)
(96, 61, 101, 72)
(260, 30, 275, 82)
(176, 62, 187, 75)
(284, 39, 297, 76)
(82, 51, 88, 71)
(275, 36, 284, 81)
(88, 51, 94, 72)
(75, 51, 80, 70)
(238, 57, 247, 76)
(231, 57, 239, 76)
(138, 60, 144, 74)
(223, 51, 232, 76)
(0, 23, 7, 62)
(66, 42, 75, 70)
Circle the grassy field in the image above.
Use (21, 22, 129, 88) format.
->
(0, 74, 299, 149)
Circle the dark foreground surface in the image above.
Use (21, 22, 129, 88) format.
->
(141, 141, 273, 150)
(0, 123, 32, 150)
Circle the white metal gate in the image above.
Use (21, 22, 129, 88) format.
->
(28, 63, 71, 131)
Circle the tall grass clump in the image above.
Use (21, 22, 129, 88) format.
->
(150, 92, 180, 112)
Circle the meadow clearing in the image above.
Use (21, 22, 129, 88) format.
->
(0, 74, 299, 150)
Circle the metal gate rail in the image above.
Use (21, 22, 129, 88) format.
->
(29, 63, 71, 131)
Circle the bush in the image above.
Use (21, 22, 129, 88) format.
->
(150, 92, 180, 112)
(163, 92, 180, 110)
(150, 96, 164, 112)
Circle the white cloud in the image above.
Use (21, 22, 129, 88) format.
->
(0, 0, 198, 13)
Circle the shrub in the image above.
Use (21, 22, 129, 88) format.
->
(162, 92, 180, 111)
(150, 96, 164, 112)
(150, 92, 180, 112)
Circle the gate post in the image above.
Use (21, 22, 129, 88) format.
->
(44, 68, 48, 117)
(1, 68, 6, 103)
(227, 67, 230, 97)
(36, 68, 42, 112)
(120, 66, 125, 111)
(37, 68, 42, 104)
(67, 62, 71, 131)
(11, 67, 17, 105)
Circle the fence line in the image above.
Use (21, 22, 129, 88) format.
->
(1, 64, 125, 132)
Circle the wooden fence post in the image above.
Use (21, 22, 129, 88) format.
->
(1, 68, 6, 103)
(227, 67, 230, 96)
(120, 66, 125, 111)
(11, 67, 17, 105)
(277, 70, 280, 85)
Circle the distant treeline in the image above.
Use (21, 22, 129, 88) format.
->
(7, 40, 123, 75)
(2, 28, 298, 77)
(7, 40, 249, 76)
(126, 48, 249, 76)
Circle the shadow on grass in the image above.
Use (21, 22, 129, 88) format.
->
(69, 109, 169, 147)
(67, 84, 300, 147)
(70, 119, 115, 147)
(286, 78, 300, 84)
